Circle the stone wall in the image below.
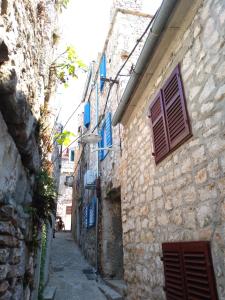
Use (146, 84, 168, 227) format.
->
(0, 1, 57, 299)
(98, 9, 150, 278)
(120, 0, 225, 299)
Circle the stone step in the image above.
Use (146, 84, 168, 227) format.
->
(43, 286, 56, 300)
(98, 283, 123, 300)
(103, 279, 127, 297)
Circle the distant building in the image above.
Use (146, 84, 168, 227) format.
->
(57, 145, 75, 230)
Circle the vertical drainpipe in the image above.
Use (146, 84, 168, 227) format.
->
(95, 79, 99, 274)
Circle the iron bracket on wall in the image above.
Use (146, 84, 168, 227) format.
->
(101, 77, 119, 84)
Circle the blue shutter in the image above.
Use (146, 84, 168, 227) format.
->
(70, 150, 75, 161)
(99, 128, 104, 161)
(100, 54, 106, 92)
(83, 205, 89, 229)
(84, 102, 90, 128)
(106, 112, 112, 147)
(88, 197, 96, 227)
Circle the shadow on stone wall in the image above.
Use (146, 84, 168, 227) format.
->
(0, 66, 42, 298)
(0, 68, 40, 173)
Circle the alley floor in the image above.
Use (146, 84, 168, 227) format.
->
(46, 232, 106, 300)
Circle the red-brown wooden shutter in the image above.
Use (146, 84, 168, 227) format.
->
(162, 243, 186, 300)
(182, 241, 218, 300)
(149, 91, 169, 163)
(162, 65, 191, 150)
(162, 241, 218, 300)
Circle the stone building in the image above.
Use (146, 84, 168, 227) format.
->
(0, 1, 58, 299)
(72, 0, 151, 279)
(57, 145, 75, 230)
(112, 0, 225, 299)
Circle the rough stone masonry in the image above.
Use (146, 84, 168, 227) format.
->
(120, 0, 225, 299)
(0, 1, 57, 299)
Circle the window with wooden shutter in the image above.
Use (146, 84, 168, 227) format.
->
(149, 91, 169, 163)
(149, 64, 191, 163)
(100, 54, 106, 92)
(106, 112, 112, 147)
(66, 206, 72, 214)
(162, 241, 218, 300)
(84, 102, 91, 128)
(88, 197, 96, 228)
(162, 65, 191, 149)
(99, 112, 112, 161)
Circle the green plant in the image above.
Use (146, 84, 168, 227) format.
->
(25, 169, 56, 253)
(34, 170, 57, 223)
(56, 0, 70, 12)
(38, 223, 47, 300)
(52, 32, 60, 45)
(54, 46, 87, 87)
(54, 130, 75, 146)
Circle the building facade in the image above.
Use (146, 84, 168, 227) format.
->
(57, 146, 75, 230)
(72, 0, 151, 279)
(112, 0, 225, 299)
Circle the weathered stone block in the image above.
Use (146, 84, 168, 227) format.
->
(157, 213, 168, 226)
(198, 183, 218, 201)
(0, 205, 15, 221)
(197, 202, 215, 228)
(170, 210, 183, 226)
(0, 280, 9, 294)
(215, 84, 225, 101)
(0, 235, 19, 248)
(195, 168, 208, 184)
(198, 76, 215, 104)
(207, 158, 220, 179)
(0, 249, 10, 264)
(192, 145, 206, 165)
(0, 291, 12, 300)
(153, 186, 162, 199)
(0, 265, 8, 281)
(0, 222, 15, 236)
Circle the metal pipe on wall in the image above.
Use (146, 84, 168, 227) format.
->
(95, 75, 100, 274)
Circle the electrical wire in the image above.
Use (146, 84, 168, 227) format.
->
(49, 107, 62, 138)
(90, 12, 156, 133)
(51, 13, 156, 167)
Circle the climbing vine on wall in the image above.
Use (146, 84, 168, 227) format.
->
(38, 223, 47, 300)
(33, 169, 57, 225)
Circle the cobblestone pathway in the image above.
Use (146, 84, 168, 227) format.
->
(47, 232, 106, 300)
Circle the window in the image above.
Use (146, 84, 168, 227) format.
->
(84, 102, 91, 128)
(70, 150, 75, 162)
(88, 197, 96, 228)
(83, 199, 96, 229)
(162, 241, 218, 300)
(149, 65, 191, 163)
(83, 205, 88, 229)
(100, 54, 106, 92)
(99, 112, 112, 161)
(66, 206, 72, 214)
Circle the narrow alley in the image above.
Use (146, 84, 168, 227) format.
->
(46, 232, 106, 300)
(0, 0, 225, 299)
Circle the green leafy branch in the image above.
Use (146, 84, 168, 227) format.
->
(54, 130, 75, 146)
(56, 0, 70, 12)
(54, 46, 87, 88)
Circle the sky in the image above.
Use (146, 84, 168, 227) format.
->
(56, 0, 163, 130)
